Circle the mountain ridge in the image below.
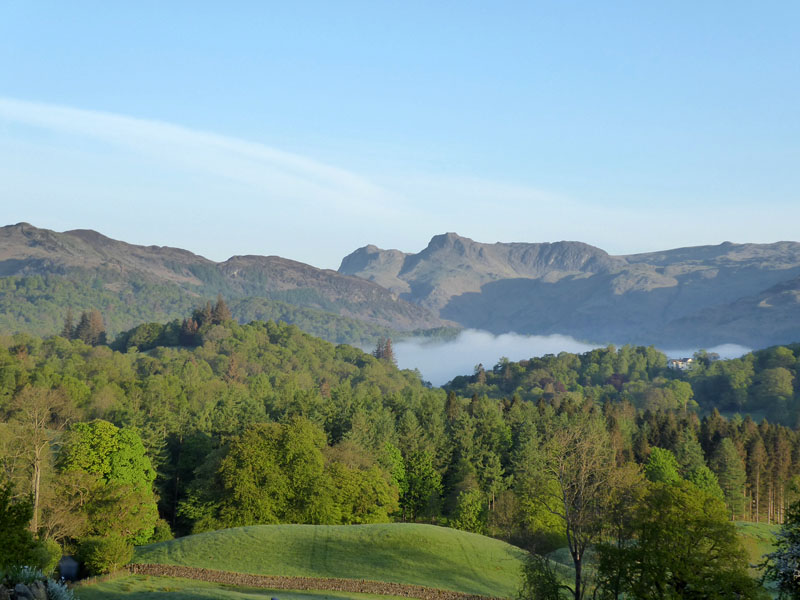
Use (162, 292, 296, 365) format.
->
(339, 232, 800, 348)
(4, 223, 800, 349)
(0, 222, 445, 337)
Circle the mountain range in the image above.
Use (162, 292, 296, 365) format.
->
(2, 223, 799, 349)
(340, 232, 800, 348)
(0, 223, 444, 343)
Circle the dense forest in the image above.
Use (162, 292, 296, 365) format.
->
(1, 303, 799, 596)
(0, 275, 459, 346)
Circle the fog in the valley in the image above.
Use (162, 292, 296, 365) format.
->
(394, 330, 599, 386)
(659, 343, 752, 362)
(393, 329, 752, 386)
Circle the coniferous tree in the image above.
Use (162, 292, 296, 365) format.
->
(212, 294, 232, 324)
(747, 436, 768, 522)
(61, 308, 75, 339)
(74, 309, 106, 346)
(770, 430, 793, 524)
(711, 438, 747, 520)
(179, 317, 200, 346)
(674, 428, 706, 476)
(372, 337, 396, 365)
(74, 311, 91, 345)
(193, 302, 214, 327)
(382, 337, 396, 366)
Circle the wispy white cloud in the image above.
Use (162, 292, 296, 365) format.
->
(1, 97, 796, 268)
(0, 97, 401, 219)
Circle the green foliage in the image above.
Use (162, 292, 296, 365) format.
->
(214, 419, 326, 526)
(325, 442, 399, 524)
(379, 442, 408, 499)
(0, 306, 797, 576)
(59, 420, 158, 544)
(0, 273, 447, 348)
(595, 480, 764, 599)
(0, 274, 196, 339)
(185, 418, 399, 530)
(450, 489, 487, 534)
(401, 450, 443, 521)
(711, 438, 748, 519)
(149, 519, 174, 543)
(517, 553, 569, 600)
(32, 538, 61, 575)
(686, 465, 725, 500)
(513, 435, 567, 552)
(74, 309, 107, 346)
(644, 447, 680, 483)
(515, 413, 619, 599)
(78, 534, 134, 575)
(0, 483, 37, 569)
(674, 429, 706, 475)
(112, 321, 180, 352)
(762, 500, 800, 598)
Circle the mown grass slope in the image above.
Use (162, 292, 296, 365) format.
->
(735, 521, 778, 573)
(76, 575, 407, 600)
(133, 523, 526, 598)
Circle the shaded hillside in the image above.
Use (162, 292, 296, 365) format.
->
(0, 223, 445, 343)
(340, 233, 800, 348)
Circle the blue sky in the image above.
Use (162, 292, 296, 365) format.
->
(2, 1, 799, 268)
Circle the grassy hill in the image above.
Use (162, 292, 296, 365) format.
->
(73, 522, 776, 600)
(131, 523, 526, 598)
(736, 521, 778, 573)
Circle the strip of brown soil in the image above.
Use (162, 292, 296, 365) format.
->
(127, 563, 507, 600)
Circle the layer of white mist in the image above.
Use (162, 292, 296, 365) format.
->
(660, 343, 751, 360)
(393, 329, 752, 386)
(394, 329, 600, 386)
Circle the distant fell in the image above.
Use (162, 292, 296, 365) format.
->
(340, 233, 800, 348)
(0, 223, 445, 342)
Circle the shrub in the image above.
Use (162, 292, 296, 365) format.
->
(1, 565, 43, 586)
(517, 553, 568, 600)
(46, 577, 77, 600)
(149, 518, 174, 543)
(33, 538, 62, 575)
(78, 534, 133, 575)
(0, 483, 38, 569)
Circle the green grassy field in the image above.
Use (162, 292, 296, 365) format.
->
(75, 522, 775, 600)
(735, 521, 778, 572)
(75, 575, 409, 600)
(132, 523, 526, 598)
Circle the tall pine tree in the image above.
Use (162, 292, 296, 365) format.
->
(711, 438, 747, 520)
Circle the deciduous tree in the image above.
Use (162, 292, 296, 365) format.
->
(518, 414, 619, 600)
(596, 481, 763, 599)
(7, 386, 72, 533)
